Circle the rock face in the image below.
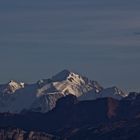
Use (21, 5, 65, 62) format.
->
(0, 128, 61, 140)
(65, 119, 140, 140)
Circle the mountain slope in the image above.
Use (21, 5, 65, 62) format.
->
(0, 94, 140, 139)
(79, 86, 127, 100)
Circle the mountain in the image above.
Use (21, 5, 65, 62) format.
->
(0, 94, 140, 139)
(0, 95, 119, 131)
(38, 69, 103, 97)
(79, 86, 127, 100)
(0, 70, 127, 113)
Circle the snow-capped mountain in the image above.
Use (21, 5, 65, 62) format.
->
(79, 86, 127, 101)
(99, 86, 127, 99)
(0, 70, 128, 113)
(0, 80, 24, 94)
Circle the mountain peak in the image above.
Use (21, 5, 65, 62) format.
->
(110, 86, 127, 96)
(3, 80, 25, 94)
(52, 69, 75, 82)
(8, 80, 24, 87)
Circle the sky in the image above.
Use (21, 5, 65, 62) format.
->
(0, 0, 140, 92)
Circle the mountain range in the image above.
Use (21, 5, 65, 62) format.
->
(0, 69, 128, 113)
(0, 69, 139, 140)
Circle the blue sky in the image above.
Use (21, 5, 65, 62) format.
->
(0, 0, 140, 91)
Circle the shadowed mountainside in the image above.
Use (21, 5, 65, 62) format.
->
(0, 94, 140, 139)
